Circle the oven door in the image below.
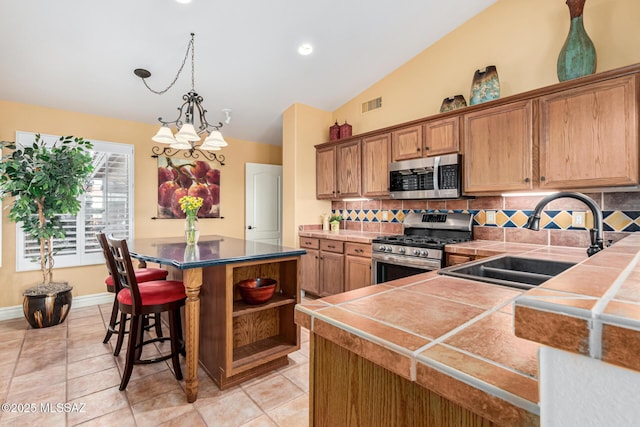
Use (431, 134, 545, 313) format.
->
(372, 252, 441, 285)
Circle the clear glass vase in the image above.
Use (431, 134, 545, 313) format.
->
(184, 214, 200, 245)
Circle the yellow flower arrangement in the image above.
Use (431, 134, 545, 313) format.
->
(179, 196, 204, 217)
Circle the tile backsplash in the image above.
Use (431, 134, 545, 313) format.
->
(331, 192, 640, 247)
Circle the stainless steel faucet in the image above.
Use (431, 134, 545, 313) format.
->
(525, 192, 604, 257)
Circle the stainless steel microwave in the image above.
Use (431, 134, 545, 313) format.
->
(389, 154, 462, 199)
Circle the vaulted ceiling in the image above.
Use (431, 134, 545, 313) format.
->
(0, 0, 495, 145)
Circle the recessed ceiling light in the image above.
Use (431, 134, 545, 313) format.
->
(298, 43, 313, 56)
(176, 0, 192, 4)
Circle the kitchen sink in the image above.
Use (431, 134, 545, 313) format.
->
(438, 255, 576, 290)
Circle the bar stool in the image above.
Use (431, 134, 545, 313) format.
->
(105, 235, 186, 390)
(98, 233, 168, 354)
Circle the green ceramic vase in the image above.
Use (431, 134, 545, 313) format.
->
(557, 0, 596, 82)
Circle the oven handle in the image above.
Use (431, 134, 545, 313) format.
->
(371, 252, 441, 270)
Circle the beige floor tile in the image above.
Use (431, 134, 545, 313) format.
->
(6, 363, 66, 399)
(13, 347, 66, 376)
(0, 407, 66, 426)
(280, 362, 309, 393)
(157, 410, 207, 427)
(68, 353, 118, 380)
(195, 389, 264, 427)
(242, 373, 304, 411)
(66, 386, 130, 425)
(72, 406, 136, 427)
(239, 414, 278, 427)
(68, 342, 112, 363)
(1, 385, 66, 423)
(131, 389, 195, 427)
(125, 369, 184, 406)
(68, 367, 122, 400)
(267, 394, 309, 427)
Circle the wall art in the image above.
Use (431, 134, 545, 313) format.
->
(157, 156, 221, 219)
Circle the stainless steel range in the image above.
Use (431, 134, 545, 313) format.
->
(372, 212, 473, 284)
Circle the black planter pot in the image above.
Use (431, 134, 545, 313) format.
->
(23, 283, 73, 328)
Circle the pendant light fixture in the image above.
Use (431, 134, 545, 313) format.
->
(135, 33, 227, 164)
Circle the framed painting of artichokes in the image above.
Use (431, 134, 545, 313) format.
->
(157, 156, 221, 219)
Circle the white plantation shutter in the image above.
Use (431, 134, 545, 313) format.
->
(16, 132, 134, 272)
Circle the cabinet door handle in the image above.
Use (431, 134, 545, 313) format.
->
(541, 176, 546, 181)
(328, 245, 335, 249)
(315, 256, 318, 259)
(417, 147, 421, 151)
(424, 146, 430, 150)
(524, 177, 530, 183)
(355, 249, 362, 253)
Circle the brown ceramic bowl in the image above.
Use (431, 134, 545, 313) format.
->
(237, 278, 277, 305)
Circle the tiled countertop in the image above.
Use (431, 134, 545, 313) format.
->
(296, 236, 640, 426)
(298, 229, 387, 244)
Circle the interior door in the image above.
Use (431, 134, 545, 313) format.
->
(245, 163, 282, 245)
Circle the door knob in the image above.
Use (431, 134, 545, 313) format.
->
(247, 225, 256, 229)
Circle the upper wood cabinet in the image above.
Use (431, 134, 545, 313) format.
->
(316, 146, 337, 199)
(336, 140, 361, 198)
(423, 116, 460, 156)
(391, 125, 422, 161)
(539, 74, 639, 189)
(362, 133, 391, 198)
(316, 141, 361, 199)
(462, 100, 534, 193)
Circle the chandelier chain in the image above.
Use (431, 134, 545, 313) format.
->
(141, 33, 195, 95)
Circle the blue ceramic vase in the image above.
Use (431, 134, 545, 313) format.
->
(557, 0, 596, 82)
(469, 66, 500, 106)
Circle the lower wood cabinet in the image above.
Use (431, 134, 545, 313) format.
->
(344, 242, 372, 291)
(300, 237, 372, 297)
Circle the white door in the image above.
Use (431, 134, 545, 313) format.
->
(246, 163, 282, 245)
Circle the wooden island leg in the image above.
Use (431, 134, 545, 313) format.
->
(183, 268, 203, 403)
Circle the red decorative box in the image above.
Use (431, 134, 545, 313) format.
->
(329, 121, 340, 141)
(339, 121, 352, 138)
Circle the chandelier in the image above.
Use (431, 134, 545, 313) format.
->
(134, 33, 227, 164)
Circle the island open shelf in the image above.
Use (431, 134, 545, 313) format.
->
(197, 256, 301, 389)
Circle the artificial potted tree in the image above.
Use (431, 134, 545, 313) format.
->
(0, 134, 93, 328)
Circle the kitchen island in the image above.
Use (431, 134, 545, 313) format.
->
(295, 242, 605, 426)
(129, 235, 306, 402)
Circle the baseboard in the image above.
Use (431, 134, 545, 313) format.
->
(0, 292, 113, 321)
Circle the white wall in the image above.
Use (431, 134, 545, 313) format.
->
(540, 346, 640, 426)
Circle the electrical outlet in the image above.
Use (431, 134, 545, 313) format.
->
(382, 210, 389, 221)
(572, 211, 587, 228)
(486, 210, 496, 225)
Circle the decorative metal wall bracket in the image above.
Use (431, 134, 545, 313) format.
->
(151, 145, 225, 165)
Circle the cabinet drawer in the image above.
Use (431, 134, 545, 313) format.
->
(345, 242, 372, 258)
(446, 254, 473, 266)
(320, 239, 344, 253)
(299, 237, 320, 250)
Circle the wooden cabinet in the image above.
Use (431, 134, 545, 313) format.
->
(362, 133, 391, 197)
(423, 116, 460, 156)
(344, 242, 372, 291)
(392, 124, 423, 161)
(316, 141, 361, 199)
(316, 146, 336, 199)
(300, 238, 320, 295)
(539, 74, 639, 189)
(198, 256, 300, 389)
(300, 237, 344, 297)
(300, 238, 372, 296)
(319, 239, 344, 296)
(463, 100, 534, 193)
(336, 140, 362, 198)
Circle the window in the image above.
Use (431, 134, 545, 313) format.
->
(15, 132, 134, 272)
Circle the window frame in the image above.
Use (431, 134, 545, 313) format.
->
(14, 131, 135, 272)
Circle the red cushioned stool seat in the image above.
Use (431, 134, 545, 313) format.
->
(117, 280, 186, 306)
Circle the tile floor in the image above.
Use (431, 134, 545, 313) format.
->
(0, 303, 310, 426)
